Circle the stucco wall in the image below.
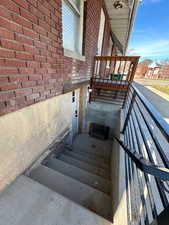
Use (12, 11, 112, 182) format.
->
(0, 92, 72, 191)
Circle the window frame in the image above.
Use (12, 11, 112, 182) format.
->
(62, 0, 85, 61)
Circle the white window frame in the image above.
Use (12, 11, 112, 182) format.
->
(62, 0, 85, 61)
(97, 8, 106, 56)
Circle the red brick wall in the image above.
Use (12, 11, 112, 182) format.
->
(0, 0, 111, 116)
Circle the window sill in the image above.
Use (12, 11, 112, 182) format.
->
(64, 48, 86, 62)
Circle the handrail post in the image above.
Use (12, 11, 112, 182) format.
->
(122, 90, 136, 133)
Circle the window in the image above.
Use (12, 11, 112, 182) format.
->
(97, 8, 105, 56)
(62, 0, 84, 55)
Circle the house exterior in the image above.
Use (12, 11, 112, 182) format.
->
(1, 1, 169, 225)
(0, 0, 139, 194)
(145, 62, 160, 79)
(158, 65, 169, 80)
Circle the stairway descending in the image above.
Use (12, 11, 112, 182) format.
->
(29, 134, 112, 222)
(91, 88, 126, 105)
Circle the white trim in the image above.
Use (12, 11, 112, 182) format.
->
(64, 48, 86, 61)
(64, 0, 80, 16)
(62, 0, 85, 57)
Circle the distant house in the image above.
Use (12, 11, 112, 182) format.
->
(135, 59, 153, 78)
(158, 65, 169, 80)
(145, 62, 160, 79)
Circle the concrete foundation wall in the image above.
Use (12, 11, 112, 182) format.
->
(111, 110, 128, 225)
(0, 93, 72, 191)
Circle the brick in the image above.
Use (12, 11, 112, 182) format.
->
(0, 68, 18, 75)
(40, 49, 51, 57)
(23, 27, 39, 41)
(27, 0, 37, 7)
(39, 19, 50, 31)
(0, 91, 15, 101)
(0, 17, 22, 33)
(37, 79, 46, 85)
(9, 75, 28, 82)
(41, 63, 51, 68)
(15, 33, 34, 46)
(19, 68, 34, 74)
(26, 99, 35, 105)
(40, 35, 51, 44)
(47, 57, 56, 64)
(48, 79, 56, 84)
(24, 45, 39, 54)
(29, 75, 42, 80)
(0, 77, 8, 83)
(27, 61, 41, 68)
(13, 0, 29, 9)
(29, 5, 44, 19)
(20, 8, 38, 23)
(0, 0, 20, 14)
(7, 96, 26, 107)
(0, 82, 21, 91)
(47, 45, 56, 53)
(34, 41, 46, 49)
(0, 6, 12, 20)
(15, 88, 32, 96)
(0, 27, 14, 40)
(0, 48, 15, 58)
(34, 55, 46, 62)
(5, 59, 26, 67)
(32, 86, 44, 93)
(37, 2, 51, 16)
(22, 81, 36, 88)
(42, 74, 52, 80)
(26, 93, 40, 100)
(35, 68, 47, 74)
(0, 101, 6, 111)
(33, 24, 47, 36)
(15, 52, 33, 60)
(12, 14, 32, 29)
(1, 40, 24, 51)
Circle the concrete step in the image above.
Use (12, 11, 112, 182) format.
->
(64, 149, 109, 170)
(29, 165, 112, 221)
(58, 154, 110, 179)
(46, 158, 110, 194)
(72, 148, 110, 164)
(0, 175, 113, 225)
(91, 97, 123, 105)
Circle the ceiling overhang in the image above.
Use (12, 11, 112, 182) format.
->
(104, 0, 139, 54)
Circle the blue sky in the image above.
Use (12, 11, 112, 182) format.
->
(128, 0, 169, 61)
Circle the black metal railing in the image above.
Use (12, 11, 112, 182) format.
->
(121, 83, 169, 225)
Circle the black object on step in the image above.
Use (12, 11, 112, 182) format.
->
(89, 123, 109, 140)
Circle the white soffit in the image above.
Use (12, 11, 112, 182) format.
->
(104, 0, 137, 52)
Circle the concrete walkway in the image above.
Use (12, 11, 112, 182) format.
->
(134, 82, 169, 124)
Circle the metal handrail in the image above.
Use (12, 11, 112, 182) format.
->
(132, 83, 169, 142)
(113, 135, 169, 181)
(122, 82, 169, 224)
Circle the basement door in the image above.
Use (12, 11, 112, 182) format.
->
(72, 89, 79, 140)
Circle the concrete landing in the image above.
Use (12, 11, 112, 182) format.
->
(29, 165, 112, 221)
(46, 158, 110, 194)
(0, 175, 113, 225)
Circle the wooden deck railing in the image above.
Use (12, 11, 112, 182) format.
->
(89, 56, 140, 104)
(93, 56, 140, 81)
(91, 56, 139, 90)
